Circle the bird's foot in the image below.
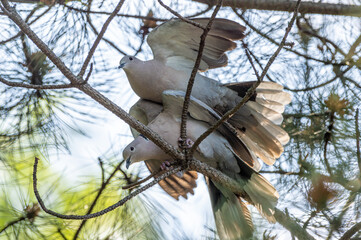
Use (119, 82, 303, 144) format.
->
(175, 170, 184, 178)
(160, 161, 172, 171)
(178, 137, 194, 149)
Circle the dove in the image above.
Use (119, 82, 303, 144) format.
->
(118, 18, 291, 166)
(123, 90, 280, 240)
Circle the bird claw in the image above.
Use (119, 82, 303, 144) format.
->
(160, 161, 171, 171)
(178, 137, 194, 149)
(175, 170, 184, 178)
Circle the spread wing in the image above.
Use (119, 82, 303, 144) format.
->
(147, 18, 246, 71)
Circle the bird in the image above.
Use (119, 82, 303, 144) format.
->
(123, 90, 281, 240)
(118, 18, 291, 166)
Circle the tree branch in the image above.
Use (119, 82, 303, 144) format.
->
(178, 0, 223, 158)
(122, 169, 165, 190)
(157, 0, 206, 29)
(0, 216, 26, 234)
(33, 157, 182, 220)
(190, 0, 301, 154)
(85, 9, 127, 55)
(339, 222, 361, 240)
(77, 0, 125, 78)
(194, 0, 361, 17)
(0, 76, 79, 89)
(274, 208, 316, 240)
(0, 0, 183, 161)
(188, 159, 315, 240)
(0, 3, 53, 45)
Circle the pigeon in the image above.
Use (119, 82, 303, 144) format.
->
(123, 90, 281, 239)
(118, 18, 291, 166)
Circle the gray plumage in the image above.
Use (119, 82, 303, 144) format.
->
(120, 18, 291, 239)
(123, 91, 280, 240)
(129, 99, 198, 200)
(119, 18, 291, 167)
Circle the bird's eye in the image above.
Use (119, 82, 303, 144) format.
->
(130, 147, 135, 151)
(129, 57, 133, 61)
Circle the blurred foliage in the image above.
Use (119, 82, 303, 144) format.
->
(0, 0, 360, 239)
(0, 152, 165, 239)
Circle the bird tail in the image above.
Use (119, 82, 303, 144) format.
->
(241, 173, 279, 223)
(206, 178, 254, 240)
(225, 81, 291, 166)
(225, 135, 280, 223)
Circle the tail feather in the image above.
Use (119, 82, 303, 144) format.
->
(246, 101, 284, 125)
(225, 81, 291, 124)
(250, 110, 290, 146)
(231, 107, 290, 165)
(207, 178, 254, 240)
(237, 129, 276, 165)
(256, 90, 292, 106)
(257, 81, 284, 91)
(242, 174, 279, 223)
(231, 116, 284, 162)
(255, 98, 285, 113)
(229, 149, 279, 223)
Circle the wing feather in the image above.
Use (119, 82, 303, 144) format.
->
(147, 18, 245, 71)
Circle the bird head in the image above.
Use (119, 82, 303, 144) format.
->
(118, 55, 139, 70)
(123, 134, 167, 169)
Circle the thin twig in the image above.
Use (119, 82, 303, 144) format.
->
(33, 157, 182, 220)
(190, 0, 301, 154)
(303, 211, 317, 229)
(97, 157, 105, 185)
(77, 0, 125, 78)
(242, 41, 261, 79)
(0, 216, 26, 234)
(232, 8, 348, 67)
(72, 160, 122, 239)
(157, 0, 206, 30)
(323, 111, 335, 176)
(62, 3, 168, 22)
(259, 0, 301, 81)
(63, 2, 212, 21)
(84, 63, 93, 82)
(187, 5, 213, 18)
(179, 0, 223, 156)
(85, 9, 127, 55)
(339, 222, 361, 240)
(134, 34, 146, 56)
(0, 4, 53, 45)
(259, 170, 302, 175)
(122, 170, 166, 190)
(356, 109, 361, 174)
(57, 228, 68, 240)
(286, 66, 353, 92)
(0, 76, 78, 89)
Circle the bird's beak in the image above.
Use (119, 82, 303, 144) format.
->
(126, 156, 132, 169)
(118, 62, 125, 69)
